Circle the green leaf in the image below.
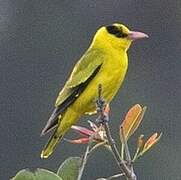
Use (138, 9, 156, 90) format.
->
(57, 157, 82, 180)
(11, 168, 62, 180)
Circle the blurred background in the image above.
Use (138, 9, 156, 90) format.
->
(0, 0, 181, 179)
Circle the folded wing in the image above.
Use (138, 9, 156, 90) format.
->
(41, 49, 104, 135)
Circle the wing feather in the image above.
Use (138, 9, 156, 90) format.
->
(55, 49, 104, 106)
(41, 49, 104, 135)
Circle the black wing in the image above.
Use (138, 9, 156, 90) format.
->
(41, 65, 101, 136)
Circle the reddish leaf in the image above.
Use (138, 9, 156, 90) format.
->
(120, 104, 146, 142)
(71, 125, 94, 136)
(69, 122, 107, 145)
(65, 137, 90, 144)
(141, 132, 162, 154)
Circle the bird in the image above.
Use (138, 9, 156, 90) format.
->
(41, 23, 148, 158)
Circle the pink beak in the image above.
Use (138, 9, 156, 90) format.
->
(128, 31, 149, 41)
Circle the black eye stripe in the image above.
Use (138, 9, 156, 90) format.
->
(106, 25, 120, 35)
(106, 25, 128, 38)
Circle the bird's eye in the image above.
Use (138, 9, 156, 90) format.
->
(106, 25, 128, 38)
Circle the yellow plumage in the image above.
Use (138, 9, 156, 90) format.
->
(41, 23, 148, 158)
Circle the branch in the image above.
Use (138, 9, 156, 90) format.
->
(120, 126, 132, 165)
(77, 134, 106, 180)
(96, 173, 125, 180)
(77, 143, 91, 180)
(96, 84, 137, 180)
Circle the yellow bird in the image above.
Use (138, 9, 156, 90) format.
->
(41, 23, 148, 158)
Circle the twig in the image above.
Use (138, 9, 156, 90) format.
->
(89, 141, 107, 154)
(106, 173, 125, 180)
(77, 136, 106, 180)
(120, 126, 135, 174)
(96, 173, 125, 180)
(96, 84, 137, 180)
(120, 126, 131, 164)
(77, 143, 91, 180)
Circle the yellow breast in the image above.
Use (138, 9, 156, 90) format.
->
(96, 49, 128, 101)
(71, 48, 128, 114)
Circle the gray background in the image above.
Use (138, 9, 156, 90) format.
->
(1, 0, 181, 179)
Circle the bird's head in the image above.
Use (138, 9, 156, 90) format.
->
(93, 23, 148, 51)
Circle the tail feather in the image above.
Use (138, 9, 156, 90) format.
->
(41, 107, 60, 136)
(41, 107, 81, 158)
(41, 130, 64, 159)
